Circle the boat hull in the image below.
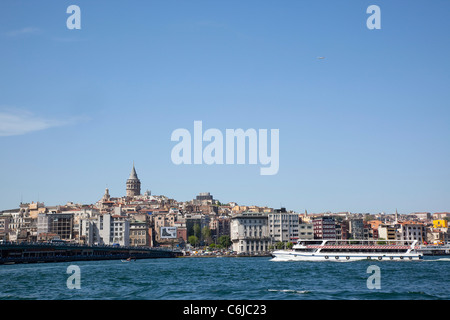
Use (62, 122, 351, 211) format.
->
(271, 250, 423, 261)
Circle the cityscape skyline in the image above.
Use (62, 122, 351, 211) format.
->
(1, 1, 449, 214)
(1, 162, 447, 217)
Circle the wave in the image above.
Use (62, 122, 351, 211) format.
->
(424, 257, 450, 262)
(268, 289, 310, 294)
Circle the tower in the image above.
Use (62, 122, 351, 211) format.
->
(126, 163, 141, 197)
(102, 188, 110, 202)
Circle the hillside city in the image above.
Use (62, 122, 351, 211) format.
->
(0, 165, 449, 255)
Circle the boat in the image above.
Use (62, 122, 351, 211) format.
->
(121, 257, 136, 262)
(271, 239, 423, 261)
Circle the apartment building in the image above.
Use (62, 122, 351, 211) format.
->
(268, 210, 299, 243)
(348, 219, 369, 240)
(397, 222, 426, 243)
(378, 224, 397, 240)
(81, 214, 129, 246)
(313, 216, 336, 239)
(298, 223, 314, 240)
(129, 220, 149, 246)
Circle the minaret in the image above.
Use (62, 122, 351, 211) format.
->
(126, 162, 141, 197)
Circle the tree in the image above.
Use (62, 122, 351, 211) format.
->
(193, 223, 201, 239)
(188, 235, 199, 247)
(202, 226, 212, 245)
(275, 242, 285, 250)
(218, 235, 231, 249)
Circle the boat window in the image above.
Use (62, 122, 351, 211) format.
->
(294, 248, 315, 252)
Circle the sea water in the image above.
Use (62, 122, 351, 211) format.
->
(0, 256, 449, 300)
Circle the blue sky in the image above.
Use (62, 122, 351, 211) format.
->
(0, 0, 449, 214)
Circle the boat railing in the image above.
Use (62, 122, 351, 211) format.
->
(297, 239, 420, 248)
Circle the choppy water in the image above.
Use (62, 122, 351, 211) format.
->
(0, 256, 449, 300)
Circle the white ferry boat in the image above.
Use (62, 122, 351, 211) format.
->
(271, 239, 423, 261)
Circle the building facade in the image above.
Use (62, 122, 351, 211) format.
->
(313, 216, 336, 239)
(298, 223, 314, 240)
(378, 224, 397, 241)
(231, 212, 271, 254)
(348, 219, 368, 240)
(268, 210, 299, 244)
(37, 213, 74, 240)
(397, 222, 426, 243)
(81, 214, 130, 246)
(129, 220, 149, 246)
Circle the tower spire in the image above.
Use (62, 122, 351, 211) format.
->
(129, 162, 138, 180)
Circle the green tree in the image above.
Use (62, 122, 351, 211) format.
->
(193, 223, 201, 239)
(275, 242, 285, 250)
(188, 235, 199, 247)
(202, 226, 212, 245)
(218, 235, 231, 249)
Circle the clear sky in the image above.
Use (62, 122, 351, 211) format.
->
(0, 0, 449, 214)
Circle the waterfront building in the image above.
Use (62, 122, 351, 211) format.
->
(298, 223, 314, 240)
(108, 214, 130, 246)
(378, 224, 397, 240)
(37, 213, 74, 241)
(335, 221, 349, 240)
(313, 216, 336, 239)
(81, 214, 130, 246)
(126, 163, 141, 197)
(231, 212, 271, 254)
(129, 220, 150, 246)
(268, 209, 299, 244)
(397, 222, 426, 243)
(348, 218, 369, 240)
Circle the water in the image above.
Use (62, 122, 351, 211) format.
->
(0, 256, 449, 300)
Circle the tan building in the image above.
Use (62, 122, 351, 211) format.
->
(152, 212, 175, 242)
(28, 202, 46, 219)
(378, 224, 397, 240)
(129, 220, 150, 246)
